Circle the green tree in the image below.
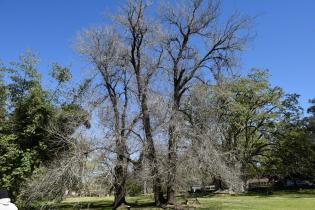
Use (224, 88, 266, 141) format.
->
(0, 51, 89, 198)
(213, 70, 283, 180)
(259, 96, 315, 183)
(307, 99, 315, 140)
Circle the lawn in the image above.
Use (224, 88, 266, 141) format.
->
(42, 190, 315, 210)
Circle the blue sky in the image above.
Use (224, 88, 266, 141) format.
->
(0, 0, 314, 111)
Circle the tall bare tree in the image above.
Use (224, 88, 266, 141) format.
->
(76, 0, 250, 207)
(77, 27, 138, 208)
(117, 0, 166, 205)
(160, 0, 250, 204)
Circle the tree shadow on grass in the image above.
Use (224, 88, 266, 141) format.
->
(46, 199, 113, 210)
(127, 202, 163, 209)
(184, 192, 217, 199)
(43, 194, 225, 210)
(45, 200, 159, 210)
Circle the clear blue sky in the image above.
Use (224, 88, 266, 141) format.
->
(0, 0, 314, 111)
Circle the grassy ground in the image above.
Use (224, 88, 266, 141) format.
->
(44, 190, 315, 210)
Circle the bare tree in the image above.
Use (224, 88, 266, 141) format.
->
(73, 0, 251, 208)
(145, 83, 244, 197)
(19, 127, 90, 208)
(77, 27, 139, 208)
(114, 0, 167, 206)
(160, 0, 250, 203)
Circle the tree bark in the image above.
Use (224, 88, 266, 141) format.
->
(99, 65, 129, 209)
(140, 89, 165, 206)
(112, 163, 127, 209)
(112, 136, 128, 209)
(167, 114, 177, 205)
(167, 83, 181, 205)
(128, 4, 166, 203)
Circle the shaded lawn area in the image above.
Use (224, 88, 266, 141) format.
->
(44, 190, 315, 210)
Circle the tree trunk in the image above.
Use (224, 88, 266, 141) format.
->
(167, 120, 177, 205)
(167, 96, 180, 204)
(112, 138, 128, 209)
(213, 176, 224, 190)
(112, 164, 126, 209)
(143, 180, 147, 194)
(141, 92, 166, 206)
(128, 7, 166, 203)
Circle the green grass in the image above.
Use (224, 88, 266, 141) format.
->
(43, 190, 315, 210)
(198, 190, 315, 210)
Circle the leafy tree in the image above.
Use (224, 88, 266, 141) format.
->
(188, 69, 315, 188)
(212, 70, 283, 180)
(0, 134, 35, 198)
(268, 126, 314, 180)
(307, 99, 315, 139)
(0, 51, 89, 198)
(0, 62, 7, 126)
(258, 96, 315, 183)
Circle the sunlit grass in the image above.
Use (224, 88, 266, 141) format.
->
(45, 190, 315, 210)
